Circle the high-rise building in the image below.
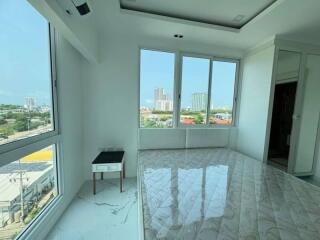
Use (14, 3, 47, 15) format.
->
(191, 93, 207, 111)
(25, 97, 35, 111)
(154, 88, 165, 105)
(154, 88, 173, 111)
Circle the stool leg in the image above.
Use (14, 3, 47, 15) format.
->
(93, 172, 96, 195)
(101, 172, 103, 180)
(120, 170, 123, 193)
(123, 162, 126, 179)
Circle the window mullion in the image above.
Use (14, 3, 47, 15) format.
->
(206, 60, 213, 125)
(174, 52, 182, 128)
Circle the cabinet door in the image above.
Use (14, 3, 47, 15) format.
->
(294, 54, 320, 174)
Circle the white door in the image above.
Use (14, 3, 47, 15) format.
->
(294, 54, 320, 175)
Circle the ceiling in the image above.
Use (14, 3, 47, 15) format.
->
(120, 0, 277, 29)
(91, 0, 320, 51)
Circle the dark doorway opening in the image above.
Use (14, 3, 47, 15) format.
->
(268, 81, 297, 170)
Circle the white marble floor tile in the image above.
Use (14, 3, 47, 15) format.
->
(46, 178, 138, 240)
(138, 148, 320, 240)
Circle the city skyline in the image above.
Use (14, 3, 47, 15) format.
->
(140, 50, 236, 110)
(140, 87, 232, 111)
(154, 88, 173, 111)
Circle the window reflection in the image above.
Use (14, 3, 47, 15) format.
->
(143, 168, 172, 237)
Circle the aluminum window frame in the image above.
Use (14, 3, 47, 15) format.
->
(0, 138, 63, 240)
(138, 47, 177, 129)
(0, 24, 59, 156)
(138, 47, 240, 129)
(0, 21, 63, 240)
(177, 53, 212, 128)
(208, 57, 240, 127)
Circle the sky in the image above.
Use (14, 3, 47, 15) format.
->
(140, 49, 236, 109)
(0, 1, 235, 109)
(0, 0, 51, 106)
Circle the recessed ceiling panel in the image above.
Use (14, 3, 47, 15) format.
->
(120, 0, 277, 29)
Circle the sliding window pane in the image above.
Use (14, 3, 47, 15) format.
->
(140, 50, 175, 128)
(0, 0, 54, 146)
(0, 145, 58, 239)
(180, 57, 210, 125)
(209, 61, 237, 125)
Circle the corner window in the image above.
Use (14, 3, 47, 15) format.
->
(0, 1, 60, 239)
(0, 145, 58, 239)
(0, 0, 55, 147)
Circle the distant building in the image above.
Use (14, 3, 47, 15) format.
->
(140, 106, 151, 112)
(39, 105, 50, 113)
(154, 88, 165, 105)
(191, 93, 207, 111)
(155, 99, 173, 111)
(154, 88, 173, 111)
(214, 112, 232, 120)
(25, 97, 35, 111)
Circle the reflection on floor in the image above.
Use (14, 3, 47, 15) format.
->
(46, 178, 138, 240)
(267, 159, 287, 171)
(139, 148, 320, 240)
(268, 157, 288, 168)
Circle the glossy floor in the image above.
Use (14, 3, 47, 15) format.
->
(46, 178, 138, 240)
(139, 148, 320, 240)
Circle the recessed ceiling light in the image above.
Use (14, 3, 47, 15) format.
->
(232, 14, 245, 22)
(174, 34, 183, 39)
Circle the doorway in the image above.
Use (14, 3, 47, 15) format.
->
(268, 81, 297, 170)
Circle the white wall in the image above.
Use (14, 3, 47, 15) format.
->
(236, 46, 275, 161)
(139, 128, 230, 150)
(82, 33, 244, 180)
(28, 34, 85, 240)
(315, 138, 320, 179)
(56, 34, 85, 202)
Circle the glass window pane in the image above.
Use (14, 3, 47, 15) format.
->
(140, 50, 175, 128)
(0, 0, 54, 146)
(180, 57, 210, 125)
(0, 145, 58, 239)
(209, 61, 237, 125)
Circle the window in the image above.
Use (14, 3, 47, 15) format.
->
(140, 49, 175, 128)
(209, 61, 237, 125)
(0, 145, 58, 239)
(139, 49, 238, 128)
(0, 0, 55, 147)
(180, 56, 210, 125)
(0, 1, 60, 239)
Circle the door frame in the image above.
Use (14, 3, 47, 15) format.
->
(263, 46, 306, 175)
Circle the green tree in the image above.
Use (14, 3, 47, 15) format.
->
(194, 114, 204, 124)
(0, 118, 6, 125)
(14, 116, 29, 132)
